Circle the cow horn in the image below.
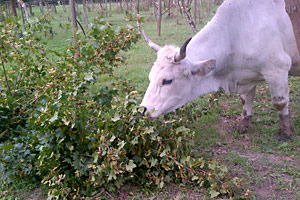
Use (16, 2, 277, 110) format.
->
(137, 20, 162, 52)
(142, 30, 162, 52)
(174, 37, 192, 62)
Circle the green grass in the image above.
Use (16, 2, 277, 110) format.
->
(2, 2, 300, 199)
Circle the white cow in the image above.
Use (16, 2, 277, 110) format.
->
(140, 0, 300, 140)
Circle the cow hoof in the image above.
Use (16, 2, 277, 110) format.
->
(277, 114, 293, 141)
(276, 130, 292, 142)
(235, 116, 252, 133)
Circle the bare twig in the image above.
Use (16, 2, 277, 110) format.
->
(105, 191, 114, 199)
(89, 188, 105, 199)
(14, 49, 30, 90)
(150, 148, 206, 175)
(79, 154, 93, 158)
(0, 51, 10, 90)
(0, 129, 9, 139)
(20, 79, 55, 112)
(180, 0, 198, 34)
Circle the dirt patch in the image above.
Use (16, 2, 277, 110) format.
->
(238, 151, 283, 164)
(210, 115, 300, 200)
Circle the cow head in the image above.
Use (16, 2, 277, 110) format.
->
(140, 34, 216, 118)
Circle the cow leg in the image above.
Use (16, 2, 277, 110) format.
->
(236, 86, 256, 133)
(289, 62, 300, 76)
(263, 54, 293, 140)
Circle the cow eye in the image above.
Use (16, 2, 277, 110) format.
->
(162, 79, 173, 85)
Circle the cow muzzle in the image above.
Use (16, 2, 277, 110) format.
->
(138, 106, 148, 116)
(138, 105, 160, 118)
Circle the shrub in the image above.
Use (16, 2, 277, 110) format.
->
(0, 14, 250, 199)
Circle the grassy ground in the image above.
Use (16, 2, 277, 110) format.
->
(1, 2, 300, 200)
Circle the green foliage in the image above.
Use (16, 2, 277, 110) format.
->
(0, 14, 250, 199)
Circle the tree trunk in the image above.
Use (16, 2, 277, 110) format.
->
(126, 0, 129, 11)
(19, 4, 26, 30)
(167, 0, 171, 18)
(152, 0, 156, 18)
(199, 0, 202, 22)
(11, 0, 18, 19)
(0, 7, 4, 21)
(23, 2, 29, 21)
(120, 0, 123, 13)
(174, 0, 179, 24)
(39, 0, 44, 15)
(177, 0, 182, 15)
(87, 0, 93, 11)
(28, 4, 34, 16)
(53, 4, 57, 13)
(69, 0, 79, 58)
(207, 0, 210, 16)
(82, 0, 89, 28)
(137, 0, 140, 14)
(193, 0, 197, 25)
(133, 0, 136, 14)
(109, 0, 111, 12)
(6, 2, 11, 18)
(285, 0, 300, 54)
(136, 0, 140, 14)
(105, 0, 108, 17)
(60, 0, 67, 12)
(43, 0, 51, 15)
(75, 0, 79, 13)
(157, 0, 161, 36)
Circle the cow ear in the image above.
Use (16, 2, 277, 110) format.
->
(191, 59, 216, 76)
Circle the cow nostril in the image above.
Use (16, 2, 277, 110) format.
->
(142, 107, 147, 116)
(137, 106, 147, 116)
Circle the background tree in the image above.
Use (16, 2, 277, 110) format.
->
(39, 0, 44, 15)
(157, 0, 161, 36)
(82, 0, 89, 28)
(18, 1, 26, 30)
(10, 0, 18, 19)
(193, 0, 197, 24)
(60, 0, 67, 12)
(69, 0, 79, 58)
(285, 0, 300, 54)
(43, 0, 51, 15)
(0, 6, 4, 21)
(18, 0, 29, 21)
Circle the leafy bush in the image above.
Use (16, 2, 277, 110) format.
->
(0, 14, 251, 199)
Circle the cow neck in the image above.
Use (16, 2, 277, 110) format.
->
(190, 74, 223, 101)
(187, 5, 231, 71)
(186, 4, 230, 100)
